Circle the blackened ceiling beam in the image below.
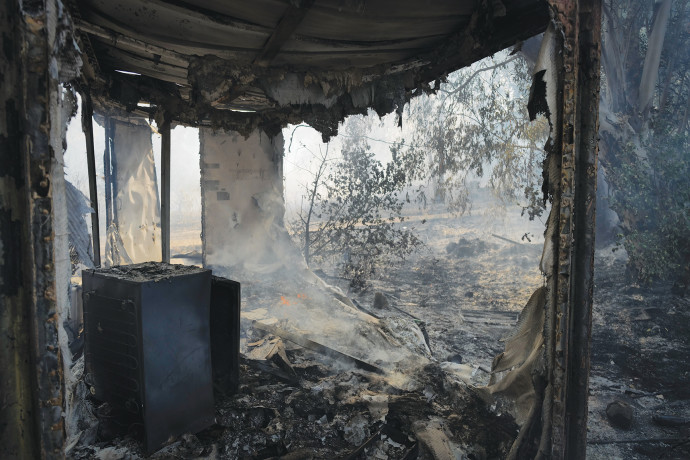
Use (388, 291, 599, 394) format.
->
(254, 0, 316, 67)
(74, 19, 188, 67)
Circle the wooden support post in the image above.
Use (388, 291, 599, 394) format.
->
(253, 0, 315, 67)
(82, 93, 101, 266)
(161, 119, 171, 263)
(564, 0, 601, 456)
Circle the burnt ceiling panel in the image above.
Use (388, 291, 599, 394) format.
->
(278, 34, 447, 53)
(81, 0, 271, 50)
(171, 0, 292, 29)
(71, 0, 550, 136)
(294, 11, 468, 42)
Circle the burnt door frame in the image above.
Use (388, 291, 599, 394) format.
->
(545, 0, 602, 458)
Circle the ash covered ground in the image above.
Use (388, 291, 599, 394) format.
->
(330, 191, 690, 460)
(69, 189, 689, 459)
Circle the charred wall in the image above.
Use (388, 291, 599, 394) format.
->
(0, 0, 81, 457)
(0, 1, 39, 456)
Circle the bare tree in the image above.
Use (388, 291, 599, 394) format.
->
(293, 142, 331, 267)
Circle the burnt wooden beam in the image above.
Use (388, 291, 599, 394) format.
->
(82, 93, 102, 267)
(254, 0, 316, 67)
(562, 0, 601, 457)
(160, 119, 171, 263)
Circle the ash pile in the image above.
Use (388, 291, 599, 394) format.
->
(69, 344, 517, 459)
(215, 344, 518, 459)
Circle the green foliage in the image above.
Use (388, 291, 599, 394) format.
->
(398, 54, 549, 216)
(290, 53, 549, 287)
(293, 131, 424, 288)
(608, 131, 690, 284)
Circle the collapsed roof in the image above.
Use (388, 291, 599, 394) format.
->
(1, 0, 604, 458)
(71, 0, 550, 136)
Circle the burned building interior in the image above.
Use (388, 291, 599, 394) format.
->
(2, 0, 631, 458)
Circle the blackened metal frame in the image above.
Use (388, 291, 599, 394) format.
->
(545, 0, 602, 458)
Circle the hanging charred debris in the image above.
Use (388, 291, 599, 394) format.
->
(0, 0, 603, 459)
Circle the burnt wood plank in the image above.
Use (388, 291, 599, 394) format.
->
(254, 0, 316, 67)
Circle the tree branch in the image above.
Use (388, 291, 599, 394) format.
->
(438, 55, 519, 101)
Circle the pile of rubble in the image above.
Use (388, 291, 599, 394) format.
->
(68, 321, 519, 459)
(63, 250, 529, 459)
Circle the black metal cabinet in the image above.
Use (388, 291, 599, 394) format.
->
(83, 263, 215, 453)
(210, 276, 241, 396)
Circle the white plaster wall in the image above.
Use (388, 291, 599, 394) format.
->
(200, 128, 287, 275)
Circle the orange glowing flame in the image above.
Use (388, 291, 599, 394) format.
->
(279, 294, 308, 305)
